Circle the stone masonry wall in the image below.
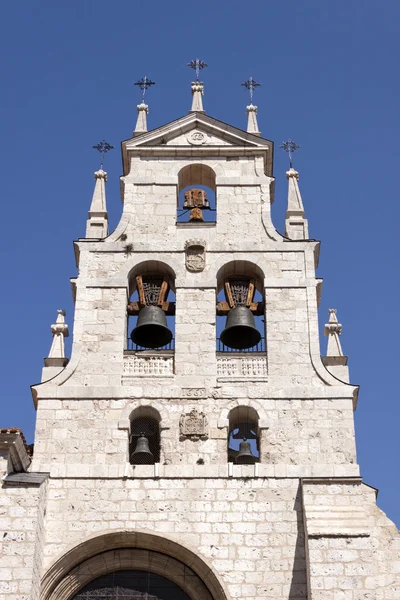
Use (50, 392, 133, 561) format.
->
(42, 477, 307, 600)
(0, 479, 47, 600)
(31, 397, 358, 476)
(303, 480, 399, 600)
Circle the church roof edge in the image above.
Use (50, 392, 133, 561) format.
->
(121, 112, 274, 176)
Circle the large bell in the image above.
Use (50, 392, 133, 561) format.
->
(131, 305, 172, 349)
(235, 437, 256, 465)
(130, 434, 154, 465)
(220, 306, 261, 350)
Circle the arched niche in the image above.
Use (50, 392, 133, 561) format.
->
(227, 405, 260, 463)
(40, 531, 230, 600)
(127, 261, 176, 351)
(129, 405, 161, 464)
(216, 261, 265, 352)
(177, 164, 216, 223)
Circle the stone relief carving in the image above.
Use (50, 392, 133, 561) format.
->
(185, 239, 206, 272)
(186, 130, 208, 145)
(181, 387, 207, 398)
(123, 355, 173, 376)
(179, 409, 208, 440)
(217, 356, 268, 378)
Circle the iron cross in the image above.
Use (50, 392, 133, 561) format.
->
(280, 139, 300, 168)
(241, 77, 261, 104)
(134, 76, 156, 103)
(188, 59, 208, 81)
(92, 140, 114, 169)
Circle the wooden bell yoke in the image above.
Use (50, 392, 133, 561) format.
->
(216, 277, 264, 315)
(127, 275, 176, 316)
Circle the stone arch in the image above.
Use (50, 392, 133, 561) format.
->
(118, 400, 170, 431)
(40, 530, 230, 600)
(168, 160, 225, 182)
(216, 260, 265, 294)
(178, 163, 216, 194)
(107, 255, 182, 292)
(127, 260, 177, 296)
(217, 398, 268, 430)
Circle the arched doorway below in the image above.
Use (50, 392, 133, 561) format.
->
(72, 569, 190, 599)
(41, 532, 228, 600)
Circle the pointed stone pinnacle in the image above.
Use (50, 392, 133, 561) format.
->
(44, 310, 69, 363)
(189, 82, 205, 114)
(134, 103, 149, 135)
(86, 169, 108, 239)
(324, 309, 344, 357)
(246, 104, 260, 136)
(284, 168, 309, 240)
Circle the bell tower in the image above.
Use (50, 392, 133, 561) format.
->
(1, 68, 398, 600)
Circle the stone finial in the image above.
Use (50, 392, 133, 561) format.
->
(86, 169, 108, 239)
(322, 308, 349, 380)
(246, 104, 260, 136)
(44, 310, 69, 368)
(134, 102, 149, 135)
(189, 82, 205, 113)
(284, 168, 309, 240)
(324, 309, 344, 357)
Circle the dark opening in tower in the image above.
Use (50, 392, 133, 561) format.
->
(127, 262, 175, 351)
(177, 164, 216, 223)
(216, 262, 265, 352)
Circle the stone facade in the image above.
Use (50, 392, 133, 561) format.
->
(0, 106, 398, 600)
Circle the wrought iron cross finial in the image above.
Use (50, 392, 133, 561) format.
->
(92, 140, 114, 169)
(280, 139, 300, 168)
(134, 75, 156, 103)
(188, 58, 208, 81)
(241, 77, 261, 104)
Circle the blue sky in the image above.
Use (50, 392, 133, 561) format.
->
(0, 1, 399, 526)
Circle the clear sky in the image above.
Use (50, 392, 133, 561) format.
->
(0, 1, 399, 527)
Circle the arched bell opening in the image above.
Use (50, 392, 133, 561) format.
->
(228, 406, 260, 464)
(177, 164, 216, 223)
(216, 261, 265, 352)
(127, 262, 176, 351)
(129, 406, 161, 465)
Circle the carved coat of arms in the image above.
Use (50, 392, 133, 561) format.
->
(179, 409, 208, 440)
(185, 239, 206, 272)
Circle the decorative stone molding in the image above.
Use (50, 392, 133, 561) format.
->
(185, 239, 206, 272)
(122, 354, 174, 379)
(40, 531, 229, 600)
(187, 130, 208, 145)
(0, 428, 31, 474)
(217, 356, 267, 379)
(42, 548, 214, 600)
(179, 409, 208, 440)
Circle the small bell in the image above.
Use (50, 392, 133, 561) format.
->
(130, 434, 154, 465)
(235, 437, 256, 465)
(220, 305, 261, 350)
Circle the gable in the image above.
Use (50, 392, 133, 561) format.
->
(124, 112, 272, 149)
(121, 112, 274, 176)
(165, 128, 231, 146)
